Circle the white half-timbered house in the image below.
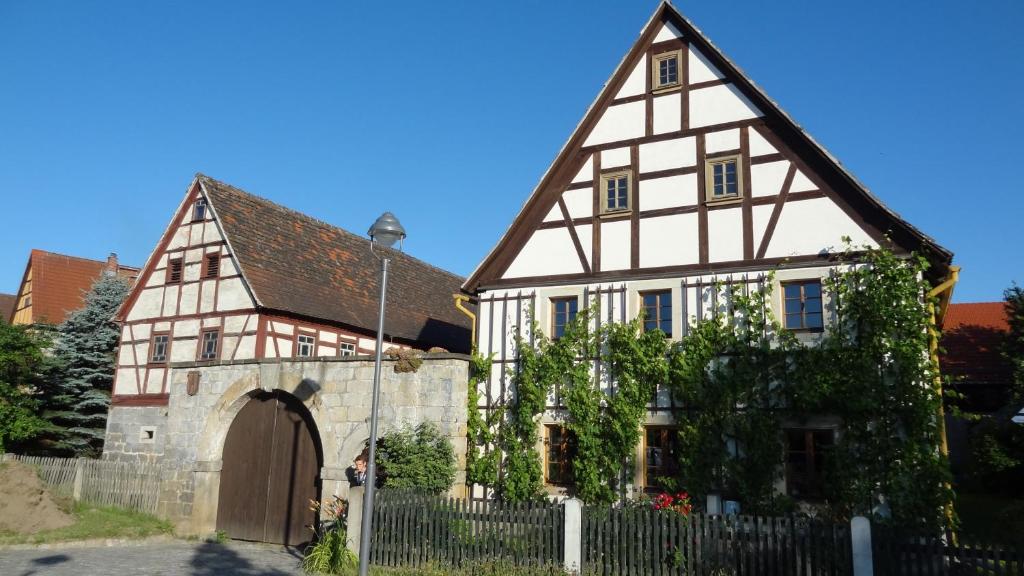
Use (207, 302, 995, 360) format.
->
(462, 2, 954, 501)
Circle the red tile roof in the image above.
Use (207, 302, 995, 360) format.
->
(0, 293, 15, 322)
(199, 175, 472, 352)
(940, 302, 1012, 386)
(14, 250, 139, 325)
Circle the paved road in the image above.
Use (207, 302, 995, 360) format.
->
(0, 540, 306, 576)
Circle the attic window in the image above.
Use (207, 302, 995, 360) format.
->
(705, 155, 742, 202)
(601, 170, 632, 214)
(652, 50, 683, 91)
(193, 198, 207, 221)
(202, 254, 221, 279)
(166, 258, 183, 284)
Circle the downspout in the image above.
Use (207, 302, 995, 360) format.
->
(926, 264, 960, 529)
(453, 294, 476, 350)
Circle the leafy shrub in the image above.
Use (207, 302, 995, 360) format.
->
(377, 422, 456, 494)
(304, 496, 356, 575)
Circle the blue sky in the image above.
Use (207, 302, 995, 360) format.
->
(1, 1, 1020, 302)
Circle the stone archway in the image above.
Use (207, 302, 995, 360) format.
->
(215, 389, 323, 545)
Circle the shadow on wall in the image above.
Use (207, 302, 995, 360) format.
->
(188, 541, 296, 576)
(416, 317, 472, 354)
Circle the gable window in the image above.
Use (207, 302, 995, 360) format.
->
(645, 427, 682, 492)
(545, 425, 576, 486)
(193, 198, 207, 221)
(641, 290, 672, 337)
(601, 170, 632, 214)
(705, 155, 742, 202)
(783, 280, 824, 331)
(296, 334, 315, 357)
(551, 297, 579, 339)
(339, 342, 356, 357)
(165, 258, 183, 284)
(198, 329, 220, 361)
(785, 428, 834, 499)
(149, 333, 169, 364)
(202, 253, 221, 279)
(652, 50, 683, 91)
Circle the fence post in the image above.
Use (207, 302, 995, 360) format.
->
(72, 458, 85, 501)
(564, 498, 582, 574)
(851, 515, 873, 576)
(347, 486, 365, 555)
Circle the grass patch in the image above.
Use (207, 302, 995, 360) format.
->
(0, 502, 172, 545)
(955, 491, 1024, 547)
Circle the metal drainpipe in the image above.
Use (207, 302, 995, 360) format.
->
(453, 293, 477, 348)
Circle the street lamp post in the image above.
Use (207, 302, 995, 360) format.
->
(358, 212, 406, 576)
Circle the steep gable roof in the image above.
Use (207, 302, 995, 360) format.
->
(14, 250, 139, 325)
(464, 1, 951, 292)
(197, 175, 471, 352)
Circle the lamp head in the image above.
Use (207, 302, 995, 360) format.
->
(368, 212, 406, 249)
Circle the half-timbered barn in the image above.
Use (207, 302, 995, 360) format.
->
(103, 174, 473, 544)
(463, 2, 955, 501)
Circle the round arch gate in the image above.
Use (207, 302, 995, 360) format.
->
(216, 390, 323, 546)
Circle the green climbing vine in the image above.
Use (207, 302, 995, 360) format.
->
(465, 350, 500, 488)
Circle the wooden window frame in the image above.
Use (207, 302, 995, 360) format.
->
(651, 49, 684, 92)
(165, 257, 184, 284)
(148, 332, 170, 365)
(296, 332, 316, 358)
(550, 296, 579, 340)
(197, 327, 222, 361)
(640, 290, 673, 338)
(781, 280, 825, 333)
(201, 253, 221, 279)
(544, 424, 576, 487)
(339, 341, 356, 357)
(784, 428, 835, 500)
(643, 426, 682, 492)
(599, 169, 633, 215)
(704, 154, 743, 204)
(192, 198, 208, 222)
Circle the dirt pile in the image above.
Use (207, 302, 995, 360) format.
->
(0, 461, 74, 533)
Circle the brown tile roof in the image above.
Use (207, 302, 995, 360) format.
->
(16, 250, 139, 325)
(198, 175, 471, 352)
(0, 293, 15, 323)
(940, 302, 1012, 386)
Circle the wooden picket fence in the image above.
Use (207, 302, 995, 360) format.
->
(873, 527, 1024, 575)
(369, 490, 564, 568)
(3, 454, 162, 514)
(581, 507, 852, 576)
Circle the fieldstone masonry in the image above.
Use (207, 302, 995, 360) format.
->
(103, 353, 470, 535)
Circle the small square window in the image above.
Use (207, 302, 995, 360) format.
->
(705, 156, 743, 202)
(165, 258, 183, 284)
(150, 334, 169, 364)
(545, 425, 577, 486)
(652, 50, 683, 91)
(550, 297, 579, 339)
(297, 334, 315, 358)
(199, 329, 220, 360)
(193, 198, 207, 221)
(339, 342, 356, 356)
(601, 170, 632, 214)
(139, 426, 157, 444)
(782, 280, 824, 331)
(641, 290, 672, 337)
(202, 254, 221, 279)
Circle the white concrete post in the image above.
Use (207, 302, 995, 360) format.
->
(72, 458, 85, 501)
(347, 486, 365, 554)
(851, 515, 874, 576)
(563, 498, 582, 574)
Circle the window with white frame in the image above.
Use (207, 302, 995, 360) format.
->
(297, 334, 315, 357)
(339, 342, 356, 356)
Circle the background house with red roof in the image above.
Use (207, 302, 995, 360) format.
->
(941, 302, 1013, 414)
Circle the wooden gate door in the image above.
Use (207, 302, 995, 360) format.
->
(216, 391, 321, 546)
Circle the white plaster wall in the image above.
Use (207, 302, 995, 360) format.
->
(171, 338, 198, 362)
(146, 368, 165, 394)
(155, 321, 170, 332)
(542, 203, 562, 223)
(639, 137, 696, 173)
(114, 368, 137, 395)
(602, 146, 630, 168)
(175, 319, 200, 338)
(575, 224, 593, 269)
(790, 169, 817, 192)
(616, 59, 646, 99)
(584, 101, 645, 146)
(264, 337, 277, 358)
(705, 129, 740, 154)
(236, 335, 256, 359)
(318, 331, 337, 345)
(202, 317, 221, 328)
(747, 127, 777, 156)
(202, 222, 223, 244)
(271, 322, 294, 335)
(185, 248, 203, 264)
(180, 283, 199, 315)
(133, 323, 152, 340)
(653, 21, 684, 42)
(572, 156, 593, 183)
(188, 224, 203, 246)
(639, 214, 698, 268)
(752, 204, 775, 252)
(128, 288, 164, 321)
(764, 197, 877, 257)
(638, 174, 698, 211)
(751, 160, 791, 197)
(168, 227, 189, 250)
(563, 187, 593, 219)
(689, 84, 762, 128)
(689, 46, 725, 84)
(161, 286, 178, 317)
(707, 208, 744, 262)
(216, 277, 252, 311)
(221, 337, 239, 361)
(503, 228, 584, 278)
(199, 281, 215, 314)
(652, 92, 682, 135)
(600, 219, 631, 271)
(223, 315, 247, 334)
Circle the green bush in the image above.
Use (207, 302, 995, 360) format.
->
(377, 422, 456, 494)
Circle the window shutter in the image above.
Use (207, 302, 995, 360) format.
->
(166, 258, 183, 284)
(204, 254, 221, 278)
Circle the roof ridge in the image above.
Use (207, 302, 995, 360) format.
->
(196, 174, 465, 283)
(29, 248, 140, 270)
